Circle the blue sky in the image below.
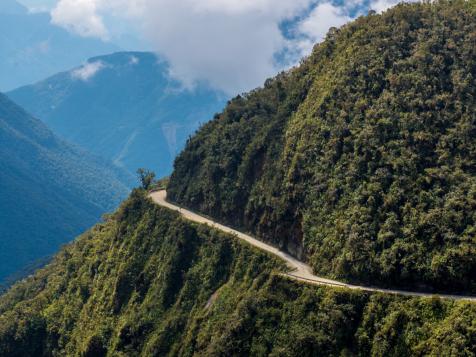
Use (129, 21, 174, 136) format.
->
(18, 0, 55, 12)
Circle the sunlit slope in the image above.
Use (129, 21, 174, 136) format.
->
(168, 0, 476, 294)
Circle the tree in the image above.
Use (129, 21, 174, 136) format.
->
(137, 168, 156, 190)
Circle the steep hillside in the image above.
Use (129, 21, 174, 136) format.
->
(0, 0, 119, 91)
(0, 93, 130, 285)
(168, 0, 476, 294)
(8, 52, 227, 177)
(0, 189, 474, 356)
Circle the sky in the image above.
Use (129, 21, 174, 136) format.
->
(18, 0, 414, 95)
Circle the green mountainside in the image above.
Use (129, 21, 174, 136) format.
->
(168, 0, 476, 294)
(0, 190, 474, 356)
(0, 1, 476, 355)
(0, 93, 131, 285)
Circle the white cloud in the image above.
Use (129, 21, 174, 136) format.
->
(51, 0, 109, 39)
(129, 0, 316, 94)
(51, 0, 416, 94)
(71, 61, 105, 81)
(296, 3, 351, 55)
(370, 0, 409, 13)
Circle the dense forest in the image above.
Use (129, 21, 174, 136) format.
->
(0, 190, 474, 356)
(168, 0, 476, 294)
(1, 1, 476, 355)
(0, 92, 130, 286)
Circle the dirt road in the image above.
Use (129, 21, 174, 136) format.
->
(150, 190, 475, 301)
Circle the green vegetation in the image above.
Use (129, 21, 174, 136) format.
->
(0, 92, 131, 285)
(2, 2, 476, 355)
(0, 190, 475, 356)
(168, 0, 476, 294)
(137, 168, 156, 190)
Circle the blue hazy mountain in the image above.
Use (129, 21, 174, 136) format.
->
(0, 0, 119, 91)
(0, 92, 131, 285)
(9, 52, 227, 178)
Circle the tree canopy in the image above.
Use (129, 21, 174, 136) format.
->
(168, 0, 476, 294)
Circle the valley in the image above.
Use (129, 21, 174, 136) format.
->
(0, 0, 475, 355)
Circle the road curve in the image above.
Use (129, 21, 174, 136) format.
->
(150, 190, 476, 302)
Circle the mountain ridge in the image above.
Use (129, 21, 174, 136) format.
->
(168, 0, 476, 294)
(8, 51, 227, 177)
(0, 1, 475, 355)
(0, 92, 131, 284)
(0, 3, 119, 91)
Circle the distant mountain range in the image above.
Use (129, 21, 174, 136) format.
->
(9, 52, 227, 178)
(1, 2, 476, 356)
(0, 0, 119, 91)
(0, 92, 131, 285)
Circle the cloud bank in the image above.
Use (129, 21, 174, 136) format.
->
(51, 0, 413, 94)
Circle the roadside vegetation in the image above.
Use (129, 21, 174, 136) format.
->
(168, 0, 476, 294)
(0, 190, 475, 356)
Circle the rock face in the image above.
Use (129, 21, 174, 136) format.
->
(168, 0, 476, 294)
(8, 52, 227, 178)
(0, 92, 130, 284)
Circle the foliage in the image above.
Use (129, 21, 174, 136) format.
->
(137, 168, 156, 190)
(151, 176, 170, 192)
(0, 190, 475, 356)
(0, 93, 130, 284)
(168, 0, 476, 293)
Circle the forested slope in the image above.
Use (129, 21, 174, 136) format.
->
(0, 93, 130, 285)
(0, 190, 474, 356)
(168, 0, 476, 294)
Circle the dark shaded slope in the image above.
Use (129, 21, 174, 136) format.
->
(168, 0, 476, 294)
(0, 93, 129, 283)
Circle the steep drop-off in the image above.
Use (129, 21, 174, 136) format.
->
(0, 93, 130, 285)
(0, 190, 474, 356)
(168, 0, 476, 294)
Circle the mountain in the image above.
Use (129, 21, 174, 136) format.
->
(0, 189, 474, 356)
(0, 1, 476, 355)
(0, 92, 130, 285)
(167, 0, 476, 294)
(8, 52, 227, 178)
(0, 1, 119, 91)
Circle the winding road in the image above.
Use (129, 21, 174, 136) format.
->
(150, 190, 476, 302)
